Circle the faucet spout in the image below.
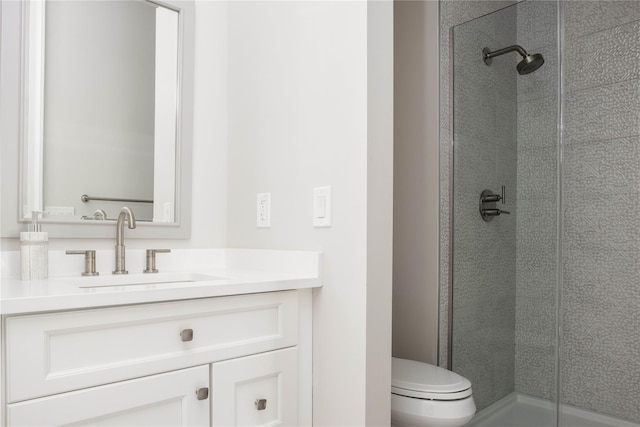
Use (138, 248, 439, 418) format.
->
(113, 207, 136, 274)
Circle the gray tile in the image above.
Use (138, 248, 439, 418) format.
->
(453, 316, 516, 410)
(441, 0, 518, 131)
(453, 76, 498, 142)
(517, 95, 558, 150)
(564, 0, 640, 41)
(563, 137, 640, 197)
(560, 353, 640, 421)
(495, 99, 518, 148)
(516, 195, 558, 296)
(517, 146, 558, 200)
(562, 249, 640, 311)
(453, 133, 498, 195)
(442, 0, 516, 33)
(516, 0, 558, 51)
(515, 290, 556, 399)
(515, 342, 557, 400)
(563, 192, 640, 252)
(515, 325, 557, 351)
(516, 262, 557, 301)
(515, 295, 557, 338)
(452, 23, 517, 102)
(563, 79, 640, 145)
(565, 20, 640, 93)
(562, 295, 640, 363)
(516, 232, 556, 271)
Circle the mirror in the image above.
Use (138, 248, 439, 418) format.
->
(16, 0, 194, 238)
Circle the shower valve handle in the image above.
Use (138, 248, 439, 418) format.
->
(481, 194, 502, 203)
(480, 189, 509, 221)
(481, 208, 510, 217)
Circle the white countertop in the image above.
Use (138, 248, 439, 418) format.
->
(1, 248, 322, 315)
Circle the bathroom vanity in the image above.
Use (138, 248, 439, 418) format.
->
(0, 249, 320, 426)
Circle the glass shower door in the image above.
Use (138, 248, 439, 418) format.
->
(450, 1, 560, 424)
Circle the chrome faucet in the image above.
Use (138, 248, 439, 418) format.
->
(113, 207, 136, 274)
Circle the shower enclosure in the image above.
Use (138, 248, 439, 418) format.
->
(444, 1, 640, 426)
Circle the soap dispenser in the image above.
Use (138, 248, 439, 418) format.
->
(21, 211, 48, 280)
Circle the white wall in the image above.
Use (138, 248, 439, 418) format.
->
(366, 1, 394, 423)
(225, 1, 392, 425)
(0, 0, 228, 251)
(392, 0, 440, 365)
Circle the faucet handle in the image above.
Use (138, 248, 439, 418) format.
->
(66, 250, 99, 276)
(144, 249, 171, 273)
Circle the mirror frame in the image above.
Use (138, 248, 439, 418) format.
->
(1, 0, 194, 239)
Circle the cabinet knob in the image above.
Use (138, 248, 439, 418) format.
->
(180, 329, 193, 342)
(255, 398, 267, 410)
(196, 387, 209, 400)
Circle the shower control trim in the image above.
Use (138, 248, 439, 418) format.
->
(480, 189, 510, 222)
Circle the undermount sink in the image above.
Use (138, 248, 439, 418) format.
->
(71, 272, 225, 289)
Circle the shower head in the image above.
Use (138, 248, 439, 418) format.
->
(516, 53, 545, 75)
(482, 45, 544, 75)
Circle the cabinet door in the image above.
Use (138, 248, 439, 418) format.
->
(7, 366, 210, 427)
(212, 347, 298, 426)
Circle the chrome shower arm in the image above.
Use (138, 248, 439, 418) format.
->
(482, 45, 544, 75)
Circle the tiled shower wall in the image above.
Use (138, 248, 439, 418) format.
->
(560, 1, 640, 422)
(441, 0, 640, 423)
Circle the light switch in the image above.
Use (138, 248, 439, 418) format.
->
(313, 186, 331, 227)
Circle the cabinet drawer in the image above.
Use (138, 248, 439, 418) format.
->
(6, 291, 298, 403)
(7, 365, 210, 427)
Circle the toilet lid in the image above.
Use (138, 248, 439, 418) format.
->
(391, 357, 472, 400)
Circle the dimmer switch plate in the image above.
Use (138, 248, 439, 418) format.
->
(313, 186, 331, 227)
(257, 193, 271, 228)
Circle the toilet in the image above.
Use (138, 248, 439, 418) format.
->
(391, 357, 476, 427)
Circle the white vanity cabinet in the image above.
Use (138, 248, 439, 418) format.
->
(2, 290, 311, 427)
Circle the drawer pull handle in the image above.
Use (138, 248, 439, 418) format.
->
(180, 329, 193, 342)
(255, 398, 267, 410)
(196, 387, 209, 400)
